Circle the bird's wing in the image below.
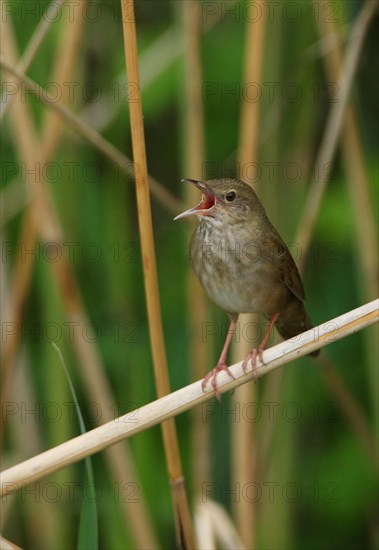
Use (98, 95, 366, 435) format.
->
(241, 219, 306, 302)
(263, 228, 306, 302)
(270, 231, 305, 301)
(279, 252, 306, 302)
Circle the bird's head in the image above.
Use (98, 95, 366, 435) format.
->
(174, 178, 265, 223)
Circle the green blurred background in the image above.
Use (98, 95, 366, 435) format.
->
(1, 1, 378, 548)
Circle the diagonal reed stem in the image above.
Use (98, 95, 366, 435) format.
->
(0, 535, 22, 550)
(119, 1, 196, 547)
(1, 299, 377, 497)
(1, 13, 159, 549)
(253, 2, 379, 534)
(0, 0, 65, 120)
(314, 0, 378, 419)
(295, 0, 378, 270)
(0, 56, 183, 216)
(1, 0, 83, 405)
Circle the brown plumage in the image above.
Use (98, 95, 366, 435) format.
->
(175, 178, 318, 397)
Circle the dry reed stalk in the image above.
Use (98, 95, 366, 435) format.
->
(315, 6, 378, 300)
(315, 1, 378, 418)
(195, 500, 246, 549)
(1, 16, 159, 549)
(0, 535, 23, 550)
(233, 1, 267, 546)
(256, 0, 379, 477)
(1, 0, 83, 408)
(139, 0, 236, 92)
(317, 353, 376, 466)
(0, 0, 65, 120)
(0, 57, 183, 216)
(295, 0, 378, 270)
(272, 0, 379, 471)
(237, 2, 266, 171)
(257, 367, 285, 467)
(41, 2, 84, 159)
(85, 1, 239, 136)
(1, 299, 377, 497)
(5, 356, 58, 548)
(0, 13, 46, 409)
(120, 1, 196, 547)
(1, 211, 37, 406)
(183, 0, 210, 496)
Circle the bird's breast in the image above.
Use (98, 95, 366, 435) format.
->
(190, 220, 289, 315)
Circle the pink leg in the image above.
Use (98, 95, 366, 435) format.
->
(242, 312, 280, 380)
(202, 317, 237, 399)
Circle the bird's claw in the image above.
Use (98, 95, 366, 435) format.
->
(202, 361, 235, 400)
(242, 347, 265, 382)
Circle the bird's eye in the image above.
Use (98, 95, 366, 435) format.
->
(225, 191, 236, 202)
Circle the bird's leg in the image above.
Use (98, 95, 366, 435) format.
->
(202, 317, 237, 399)
(258, 311, 280, 359)
(242, 312, 280, 380)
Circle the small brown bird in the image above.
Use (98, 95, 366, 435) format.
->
(175, 178, 318, 397)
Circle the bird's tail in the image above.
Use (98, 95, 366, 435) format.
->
(274, 300, 320, 357)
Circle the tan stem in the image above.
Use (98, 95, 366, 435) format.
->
(182, 0, 210, 497)
(296, 0, 378, 268)
(1, 299, 377, 497)
(234, 1, 267, 545)
(120, 1, 196, 547)
(1, 14, 159, 549)
(0, 56, 183, 215)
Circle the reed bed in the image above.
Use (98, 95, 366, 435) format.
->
(2, 299, 377, 496)
(1, 1, 378, 548)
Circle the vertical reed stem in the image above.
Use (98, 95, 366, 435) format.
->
(182, 0, 210, 498)
(120, 1, 196, 547)
(1, 11, 159, 548)
(233, 1, 266, 547)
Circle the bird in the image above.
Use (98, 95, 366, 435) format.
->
(174, 178, 319, 398)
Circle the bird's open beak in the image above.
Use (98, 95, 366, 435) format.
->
(174, 179, 217, 220)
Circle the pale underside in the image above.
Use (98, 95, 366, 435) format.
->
(190, 216, 303, 318)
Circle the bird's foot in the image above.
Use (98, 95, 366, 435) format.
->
(242, 347, 265, 382)
(201, 360, 235, 400)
